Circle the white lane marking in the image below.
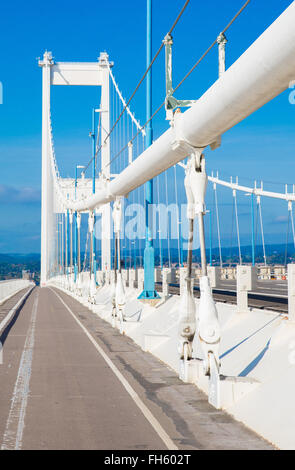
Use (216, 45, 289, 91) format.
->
(1, 292, 39, 450)
(0, 287, 34, 334)
(50, 288, 178, 451)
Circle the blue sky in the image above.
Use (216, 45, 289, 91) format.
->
(0, 0, 294, 253)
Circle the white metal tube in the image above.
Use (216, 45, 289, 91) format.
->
(67, 2, 295, 212)
(208, 176, 295, 202)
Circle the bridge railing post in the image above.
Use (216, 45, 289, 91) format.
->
(121, 269, 128, 288)
(236, 265, 257, 314)
(162, 267, 171, 299)
(129, 269, 137, 289)
(288, 264, 295, 321)
(137, 268, 144, 292)
(97, 270, 104, 286)
(207, 266, 221, 289)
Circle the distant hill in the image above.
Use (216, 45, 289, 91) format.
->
(0, 253, 40, 281)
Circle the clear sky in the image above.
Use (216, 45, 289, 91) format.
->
(0, 0, 294, 253)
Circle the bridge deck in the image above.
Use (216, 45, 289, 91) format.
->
(0, 287, 273, 450)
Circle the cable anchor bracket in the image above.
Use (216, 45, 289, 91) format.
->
(163, 33, 197, 122)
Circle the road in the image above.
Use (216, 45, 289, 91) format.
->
(216, 279, 288, 298)
(158, 279, 288, 313)
(0, 286, 273, 450)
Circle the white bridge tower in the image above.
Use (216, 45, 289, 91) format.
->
(39, 51, 112, 286)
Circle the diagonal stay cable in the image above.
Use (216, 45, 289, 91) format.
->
(103, 0, 191, 146)
(172, 0, 251, 95)
(83, 0, 191, 174)
(103, 0, 251, 173)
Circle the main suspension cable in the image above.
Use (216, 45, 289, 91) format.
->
(102, 0, 251, 173)
(83, 0, 191, 174)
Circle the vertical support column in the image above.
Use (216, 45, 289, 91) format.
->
(209, 209, 213, 266)
(99, 52, 112, 272)
(39, 51, 53, 286)
(217, 32, 227, 77)
(236, 265, 257, 314)
(207, 266, 221, 289)
(162, 267, 171, 299)
(288, 264, 295, 321)
(139, 0, 159, 300)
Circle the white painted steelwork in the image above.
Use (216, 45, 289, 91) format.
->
(39, 52, 113, 284)
(53, 1, 295, 213)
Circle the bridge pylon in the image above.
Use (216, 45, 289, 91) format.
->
(39, 51, 113, 285)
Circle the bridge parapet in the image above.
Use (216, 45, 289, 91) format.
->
(237, 266, 258, 314)
(0, 279, 34, 305)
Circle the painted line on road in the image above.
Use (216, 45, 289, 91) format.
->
(1, 291, 39, 450)
(50, 288, 178, 451)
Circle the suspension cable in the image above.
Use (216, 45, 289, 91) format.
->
(83, 0, 191, 175)
(174, 164, 182, 268)
(229, 190, 235, 266)
(234, 190, 242, 265)
(172, 0, 251, 95)
(103, 0, 191, 146)
(156, 174, 163, 269)
(285, 207, 290, 266)
(102, 0, 251, 173)
(214, 183, 223, 268)
(108, 67, 145, 136)
(82, 229, 89, 272)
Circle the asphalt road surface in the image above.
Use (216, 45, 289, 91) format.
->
(0, 287, 273, 450)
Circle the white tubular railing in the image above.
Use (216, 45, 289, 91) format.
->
(208, 175, 295, 202)
(0, 280, 34, 305)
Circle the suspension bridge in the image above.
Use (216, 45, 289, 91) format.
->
(1, 0, 295, 451)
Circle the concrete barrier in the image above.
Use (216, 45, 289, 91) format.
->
(137, 268, 144, 292)
(207, 266, 221, 289)
(162, 268, 171, 299)
(0, 279, 33, 305)
(236, 265, 257, 314)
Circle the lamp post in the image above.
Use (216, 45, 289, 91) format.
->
(245, 192, 255, 266)
(206, 210, 213, 267)
(139, 0, 159, 300)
